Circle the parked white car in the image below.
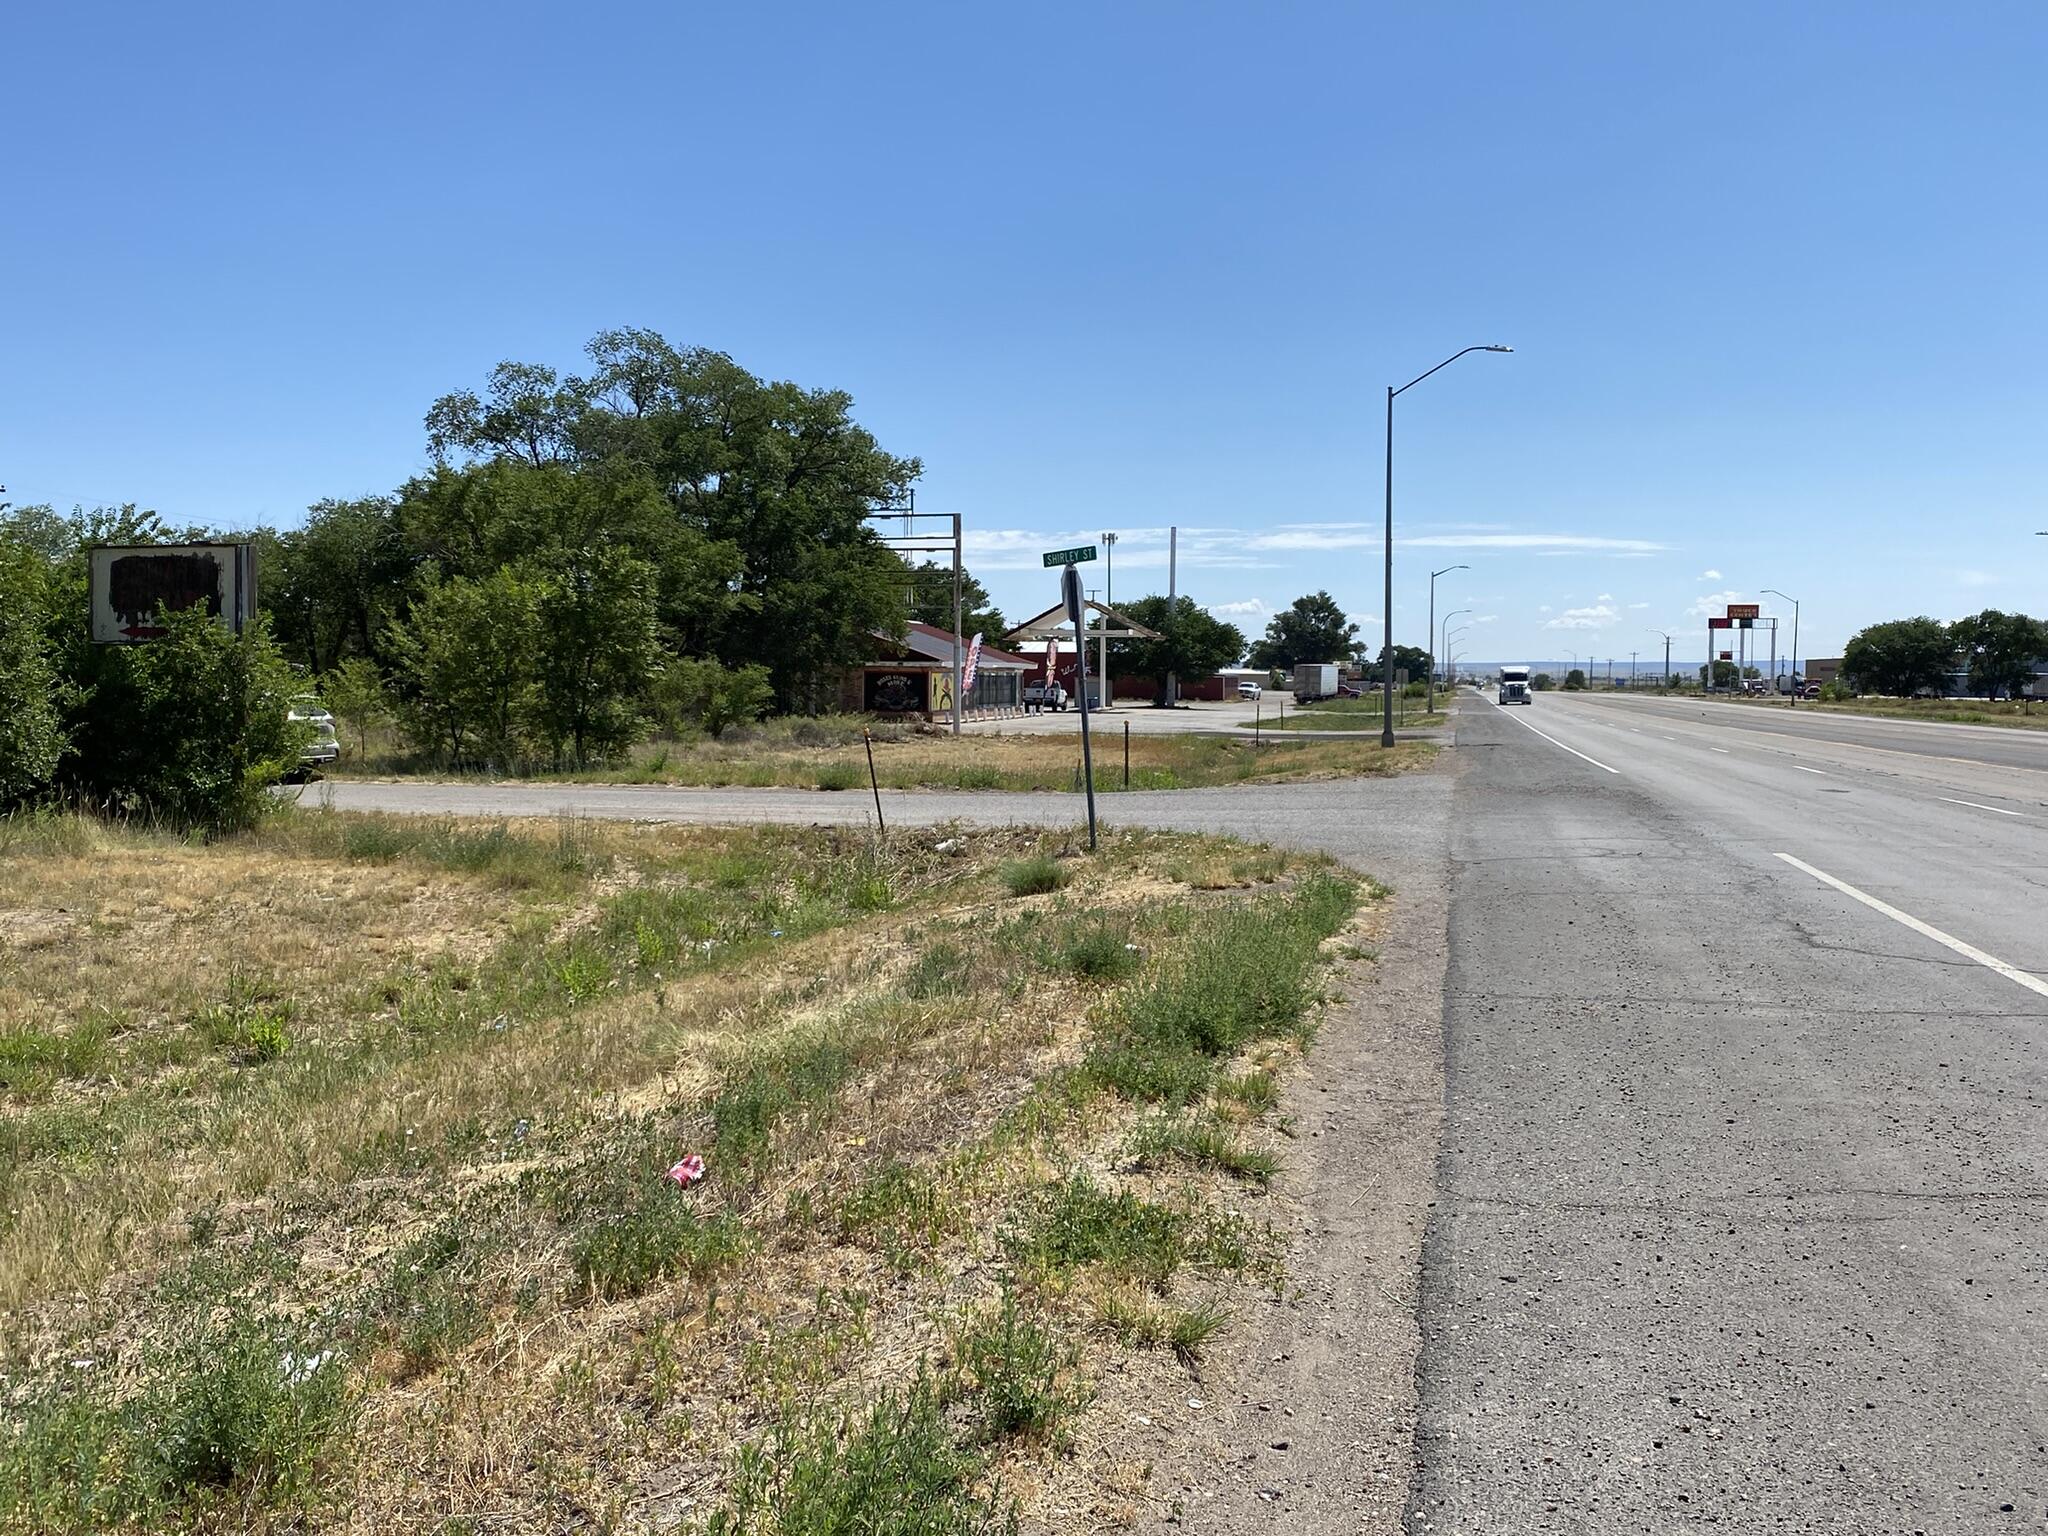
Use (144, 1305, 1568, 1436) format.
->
(1236, 680, 1262, 700)
(288, 696, 340, 771)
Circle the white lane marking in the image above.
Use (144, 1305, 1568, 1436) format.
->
(1937, 796, 2024, 818)
(1710, 747, 1731, 754)
(1496, 703, 1619, 774)
(1662, 735, 1677, 741)
(1775, 853, 2048, 1001)
(1794, 766, 1826, 776)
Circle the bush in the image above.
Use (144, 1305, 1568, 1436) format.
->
(0, 542, 65, 810)
(654, 657, 775, 740)
(62, 608, 305, 832)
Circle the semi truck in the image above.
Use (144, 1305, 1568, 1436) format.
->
(1498, 665, 1532, 705)
(1293, 663, 1341, 702)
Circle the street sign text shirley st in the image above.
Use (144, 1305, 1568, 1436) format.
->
(1042, 545, 1097, 568)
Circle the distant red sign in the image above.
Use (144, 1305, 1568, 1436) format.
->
(1719, 650, 1734, 661)
(1707, 616, 1732, 629)
(1725, 602, 1760, 621)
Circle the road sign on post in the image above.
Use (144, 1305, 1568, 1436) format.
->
(1061, 563, 1099, 850)
(1725, 603, 1760, 621)
(1042, 545, 1098, 568)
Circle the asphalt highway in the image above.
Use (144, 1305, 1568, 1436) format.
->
(1411, 689, 2048, 1532)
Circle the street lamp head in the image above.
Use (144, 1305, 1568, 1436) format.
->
(1485, 345, 1513, 353)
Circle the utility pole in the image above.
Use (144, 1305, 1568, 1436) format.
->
(951, 513, 963, 734)
(1103, 531, 1118, 707)
(1426, 564, 1467, 715)
(1165, 525, 1178, 707)
(1088, 587, 1105, 710)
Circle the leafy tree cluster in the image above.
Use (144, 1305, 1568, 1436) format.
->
(1106, 596, 1246, 702)
(0, 504, 304, 829)
(251, 330, 933, 764)
(1356, 643, 1432, 687)
(1247, 591, 1357, 671)
(1841, 611, 2047, 699)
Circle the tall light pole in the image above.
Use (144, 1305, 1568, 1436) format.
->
(1426, 564, 1468, 715)
(1646, 629, 1672, 689)
(1763, 588, 1800, 706)
(1440, 608, 1471, 706)
(1382, 345, 1513, 745)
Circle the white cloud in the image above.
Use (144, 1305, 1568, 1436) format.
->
(1542, 604, 1622, 631)
(1596, 593, 1613, 601)
(1699, 568, 1722, 580)
(1537, 604, 1552, 613)
(961, 526, 1276, 572)
(1688, 589, 1746, 618)
(1208, 598, 1269, 618)
(1404, 533, 1667, 552)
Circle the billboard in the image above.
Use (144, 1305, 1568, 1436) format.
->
(1725, 602, 1760, 621)
(89, 544, 255, 644)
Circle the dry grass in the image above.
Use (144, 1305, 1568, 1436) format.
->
(336, 720, 1439, 791)
(0, 810, 1382, 1535)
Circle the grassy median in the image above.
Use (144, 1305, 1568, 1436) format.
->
(1697, 692, 2048, 730)
(0, 810, 1380, 1534)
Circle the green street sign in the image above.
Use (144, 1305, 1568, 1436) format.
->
(1042, 544, 1098, 568)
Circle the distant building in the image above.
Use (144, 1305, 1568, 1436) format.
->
(843, 622, 1034, 719)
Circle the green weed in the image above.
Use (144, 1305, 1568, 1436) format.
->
(706, 1373, 1015, 1536)
(998, 856, 1068, 898)
(572, 1193, 750, 1300)
(1129, 1114, 1278, 1186)
(955, 1288, 1081, 1444)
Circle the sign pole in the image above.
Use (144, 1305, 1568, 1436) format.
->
(1063, 564, 1099, 851)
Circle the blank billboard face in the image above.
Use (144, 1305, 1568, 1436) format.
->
(88, 545, 250, 643)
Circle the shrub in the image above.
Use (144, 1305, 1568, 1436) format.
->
(1129, 1114, 1278, 1186)
(61, 608, 305, 832)
(0, 541, 64, 810)
(653, 657, 775, 740)
(999, 856, 1068, 897)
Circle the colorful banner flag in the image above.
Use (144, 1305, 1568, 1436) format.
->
(963, 633, 983, 693)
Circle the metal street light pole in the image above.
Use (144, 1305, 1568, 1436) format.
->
(1763, 588, 1800, 707)
(1426, 564, 1468, 716)
(1440, 608, 1471, 704)
(1382, 345, 1512, 746)
(1646, 629, 1671, 688)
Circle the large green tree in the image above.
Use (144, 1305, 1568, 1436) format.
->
(1949, 609, 2046, 699)
(421, 328, 919, 705)
(384, 567, 541, 767)
(1248, 591, 1358, 671)
(908, 560, 1006, 644)
(1108, 595, 1246, 701)
(1841, 617, 1955, 696)
(1356, 643, 1431, 686)
(526, 547, 665, 766)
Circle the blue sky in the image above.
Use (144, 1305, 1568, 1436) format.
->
(5, 1, 2044, 664)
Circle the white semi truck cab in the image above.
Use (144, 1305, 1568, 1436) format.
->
(1498, 665, 1532, 705)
